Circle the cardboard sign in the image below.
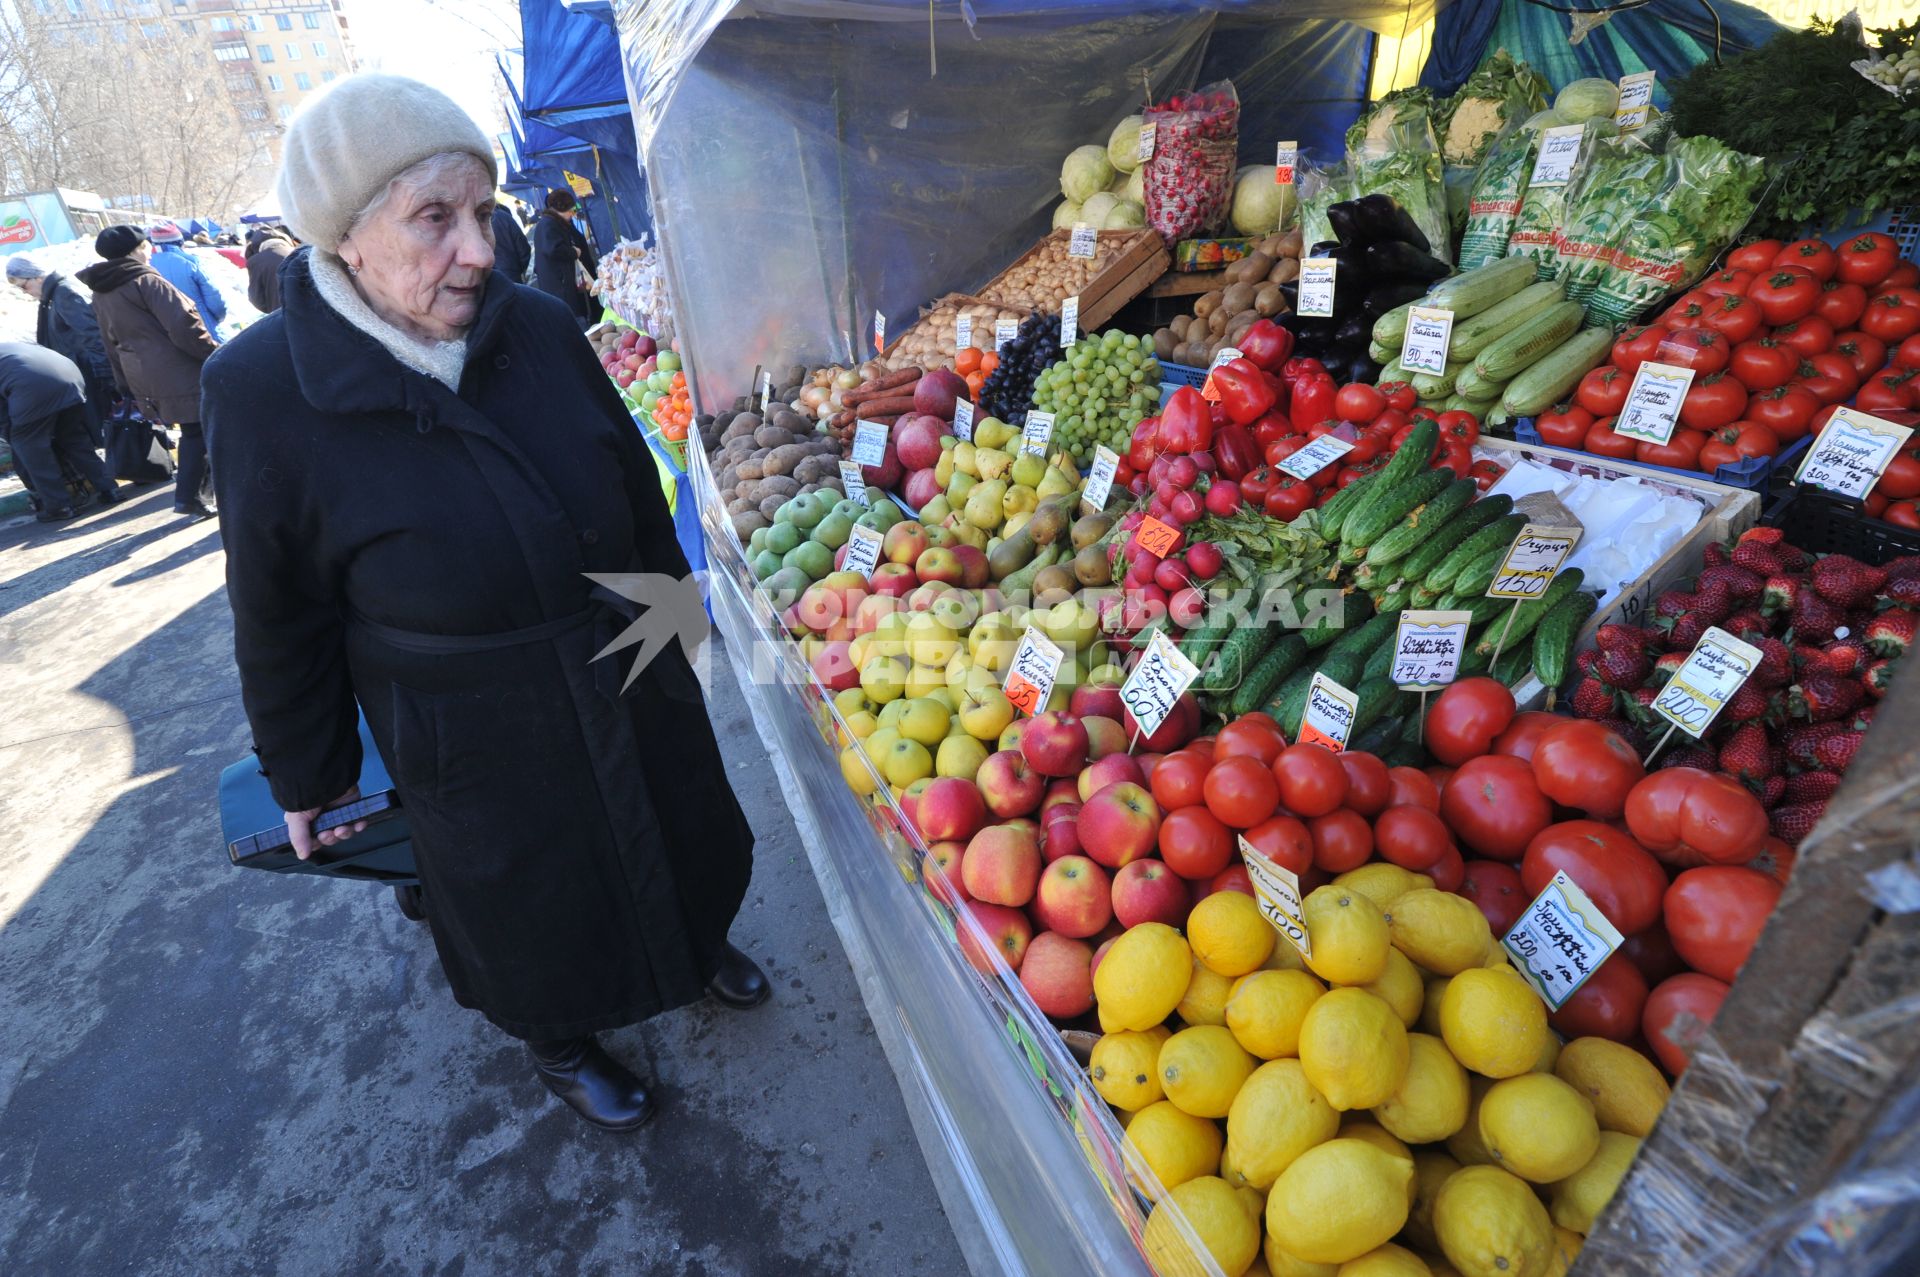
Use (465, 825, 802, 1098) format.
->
(1137, 122, 1157, 163)
(1069, 223, 1098, 259)
(760, 368, 774, 411)
(851, 418, 889, 467)
(1392, 610, 1474, 691)
(1797, 407, 1915, 500)
(952, 398, 974, 443)
(1119, 629, 1200, 740)
(955, 313, 973, 354)
(995, 317, 1019, 351)
(838, 460, 870, 505)
(873, 309, 887, 354)
(1131, 516, 1181, 559)
(1082, 445, 1119, 513)
(1400, 306, 1456, 377)
(1061, 295, 1080, 348)
(1021, 410, 1056, 457)
(1274, 141, 1298, 186)
(1616, 71, 1656, 132)
(1297, 672, 1359, 751)
(1613, 361, 1696, 446)
(1653, 626, 1762, 738)
(842, 523, 883, 579)
(1240, 836, 1311, 958)
(1487, 524, 1580, 599)
(1529, 124, 1586, 186)
(1503, 870, 1624, 1011)
(1003, 627, 1065, 717)
(1199, 346, 1243, 401)
(1276, 433, 1355, 481)
(1297, 258, 1337, 318)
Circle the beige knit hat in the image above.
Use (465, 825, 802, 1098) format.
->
(273, 73, 497, 253)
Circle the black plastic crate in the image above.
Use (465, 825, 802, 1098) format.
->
(1765, 484, 1920, 566)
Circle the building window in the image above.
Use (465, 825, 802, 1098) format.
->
(242, 15, 258, 30)
(275, 13, 291, 29)
(311, 40, 325, 57)
(266, 74, 283, 91)
(279, 104, 293, 122)
(303, 11, 320, 28)
(211, 17, 231, 31)
(177, 18, 193, 32)
(138, 22, 161, 37)
(64, 0, 80, 16)
(214, 44, 250, 61)
(285, 42, 299, 59)
(295, 72, 311, 90)
(321, 70, 335, 82)
(257, 44, 273, 61)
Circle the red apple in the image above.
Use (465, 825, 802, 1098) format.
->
(977, 750, 1045, 818)
(1123, 692, 1201, 753)
(1070, 683, 1126, 723)
(1042, 806, 1084, 861)
(868, 562, 917, 597)
(1090, 935, 1118, 979)
(1111, 859, 1190, 928)
(915, 546, 965, 588)
(898, 776, 934, 831)
(951, 544, 990, 590)
(904, 581, 954, 614)
(924, 840, 970, 909)
(1041, 778, 1082, 820)
(810, 640, 860, 693)
(1001, 816, 1041, 843)
(903, 468, 944, 511)
(1019, 931, 1095, 1019)
(1082, 715, 1129, 761)
(1021, 710, 1090, 777)
(853, 592, 899, 635)
(883, 521, 930, 566)
(1032, 855, 1113, 938)
(1207, 864, 1256, 900)
(1078, 781, 1162, 870)
(958, 901, 1032, 974)
(997, 719, 1028, 755)
(917, 777, 986, 843)
(1077, 752, 1145, 801)
(962, 824, 1042, 907)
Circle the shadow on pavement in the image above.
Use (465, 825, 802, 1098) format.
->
(0, 484, 186, 620)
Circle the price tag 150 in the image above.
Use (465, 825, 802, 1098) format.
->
(1061, 295, 1080, 349)
(1653, 626, 1762, 739)
(1529, 124, 1586, 187)
(1392, 610, 1473, 691)
(1082, 444, 1119, 514)
(1399, 306, 1455, 378)
(1240, 836, 1311, 959)
(1487, 524, 1580, 599)
(1275, 140, 1298, 186)
(1120, 629, 1200, 741)
(842, 522, 884, 579)
(1297, 258, 1337, 318)
(1297, 672, 1359, 751)
(951, 398, 974, 443)
(1003, 627, 1065, 717)
(1796, 407, 1915, 500)
(1021, 410, 1055, 457)
(1069, 222, 1098, 259)
(1613, 361, 1696, 446)
(955, 313, 973, 354)
(838, 459, 870, 505)
(1503, 870, 1624, 1011)
(851, 418, 890, 467)
(1275, 433, 1354, 481)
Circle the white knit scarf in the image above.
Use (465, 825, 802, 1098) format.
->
(309, 250, 468, 391)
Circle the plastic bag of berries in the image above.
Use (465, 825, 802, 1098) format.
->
(1144, 81, 1241, 242)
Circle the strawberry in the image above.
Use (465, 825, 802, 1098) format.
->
(1880, 575, 1920, 609)
(1698, 564, 1764, 601)
(1648, 650, 1688, 686)
(1575, 648, 1601, 677)
(1570, 677, 1616, 720)
(1882, 554, 1920, 580)
(1787, 671, 1864, 723)
(1667, 612, 1711, 650)
(1722, 681, 1770, 723)
(1760, 574, 1800, 616)
(1783, 721, 1849, 770)
(1810, 554, 1889, 607)
(1596, 623, 1656, 654)
(1770, 801, 1827, 845)
(1790, 590, 1847, 643)
(1702, 541, 1731, 568)
(1721, 607, 1770, 641)
(1814, 730, 1865, 772)
(1850, 704, 1878, 730)
(1761, 774, 1788, 807)
(1731, 540, 1783, 574)
(1864, 658, 1898, 699)
(1653, 589, 1694, 622)
(1661, 745, 1717, 771)
(1784, 771, 1843, 804)
(1598, 716, 1649, 752)
(1717, 723, 1773, 788)
(1751, 637, 1793, 687)
(1820, 642, 1867, 678)
(1865, 608, 1918, 658)
(1596, 645, 1652, 691)
(1694, 583, 1736, 624)
(1739, 527, 1785, 547)
(1621, 687, 1660, 727)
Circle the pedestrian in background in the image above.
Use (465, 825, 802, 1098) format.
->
(0, 340, 119, 522)
(77, 224, 219, 519)
(147, 220, 228, 341)
(5, 253, 118, 448)
(490, 200, 531, 284)
(532, 187, 597, 326)
(245, 226, 296, 314)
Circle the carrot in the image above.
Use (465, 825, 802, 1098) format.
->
(848, 394, 917, 417)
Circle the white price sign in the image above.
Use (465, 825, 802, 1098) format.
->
(995, 318, 1019, 351)
(1796, 407, 1915, 500)
(1487, 524, 1580, 599)
(1392, 610, 1473, 691)
(1297, 671, 1359, 751)
(1297, 257, 1337, 318)
(842, 523, 884, 580)
(955, 313, 973, 354)
(951, 398, 974, 443)
(760, 368, 773, 411)
(1069, 222, 1098, 259)
(1275, 140, 1298, 186)
(1653, 626, 1762, 739)
(1616, 71, 1656, 132)
(1082, 444, 1120, 513)
(1021, 410, 1055, 458)
(1275, 434, 1354, 481)
(1003, 627, 1065, 717)
(851, 418, 889, 467)
(1529, 124, 1587, 187)
(838, 459, 870, 505)
(1400, 306, 1456, 377)
(1503, 871, 1624, 1011)
(1612, 361, 1696, 446)
(873, 309, 887, 354)
(1199, 345, 1243, 401)
(1120, 629, 1200, 740)
(1239, 836, 1311, 959)
(1137, 121, 1157, 163)
(1061, 295, 1080, 348)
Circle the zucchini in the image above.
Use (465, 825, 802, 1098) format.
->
(1365, 478, 1479, 568)
(1341, 468, 1452, 563)
(1471, 568, 1586, 658)
(1372, 300, 1418, 348)
(1302, 589, 1374, 650)
(1423, 513, 1526, 596)
(1448, 280, 1566, 362)
(1473, 300, 1586, 383)
(1369, 338, 1398, 365)
(1316, 471, 1380, 544)
(1375, 358, 1409, 388)
(1533, 591, 1599, 698)
(1410, 360, 1468, 400)
(1230, 635, 1309, 716)
(1445, 391, 1500, 415)
(1422, 257, 1538, 318)
(1453, 361, 1509, 402)
(1499, 326, 1616, 418)
(1395, 494, 1514, 586)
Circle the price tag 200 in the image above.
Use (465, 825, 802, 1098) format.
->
(955, 313, 973, 354)
(1392, 610, 1473, 691)
(1297, 258, 1337, 318)
(1487, 524, 1580, 599)
(851, 418, 890, 467)
(1529, 124, 1586, 187)
(1653, 626, 1762, 738)
(1276, 434, 1354, 481)
(995, 318, 1019, 351)
(1297, 672, 1359, 751)
(951, 398, 974, 443)
(1003, 627, 1065, 717)
(1399, 306, 1455, 377)
(1068, 223, 1098, 259)
(873, 309, 887, 354)
(1796, 407, 1915, 500)
(1239, 837, 1312, 959)
(1021, 410, 1055, 457)
(842, 523, 884, 580)
(838, 459, 870, 505)
(1082, 444, 1119, 513)
(1061, 295, 1080, 348)
(1120, 629, 1201, 741)
(1613, 361, 1696, 446)
(1503, 870, 1623, 1011)
(1275, 140, 1298, 186)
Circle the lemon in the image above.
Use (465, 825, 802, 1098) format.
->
(1333, 863, 1434, 910)
(1264, 1238, 1338, 1277)
(1373, 1031, 1470, 1144)
(1126, 1100, 1225, 1199)
(1549, 1130, 1640, 1233)
(1261, 937, 1311, 972)
(1336, 1120, 1416, 1205)
(1226, 969, 1326, 1059)
(1191, 890, 1277, 977)
(1091, 1029, 1168, 1110)
(1299, 988, 1410, 1112)
(1478, 1073, 1601, 1183)
(1357, 947, 1424, 1028)
(1303, 885, 1391, 986)
(1161, 1026, 1257, 1118)
(1530, 1032, 1560, 1075)
(1143, 1175, 1262, 1277)
(1418, 975, 1452, 1036)
(1336, 1242, 1432, 1276)
(1386, 889, 1493, 976)
(1223, 1059, 1339, 1190)
(1545, 1227, 1583, 1277)
(1179, 958, 1236, 1028)
(1439, 967, 1549, 1079)
(1433, 1165, 1554, 1277)
(1554, 1037, 1671, 1137)
(1402, 1150, 1463, 1254)
(1265, 1139, 1414, 1265)
(1095, 922, 1194, 1031)
(1446, 1076, 1498, 1167)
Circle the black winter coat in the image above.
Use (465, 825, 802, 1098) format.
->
(34, 272, 113, 383)
(203, 252, 753, 1039)
(75, 256, 217, 424)
(490, 205, 531, 284)
(0, 340, 86, 428)
(246, 235, 293, 314)
(531, 211, 596, 323)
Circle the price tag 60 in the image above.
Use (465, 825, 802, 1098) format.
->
(1275, 140, 1298, 186)
(1797, 407, 1914, 500)
(1654, 626, 1761, 739)
(1240, 836, 1311, 958)
(1021, 410, 1055, 457)
(1082, 444, 1119, 514)
(1487, 524, 1580, 599)
(873, 309, 887, 354)
(1297, 672, 1359, 752)
(842, 523, 884, 580)
(1003, 627, 1065, 717)
(1400, 306, 1455, 377)
(955, 313, 973, 354)
(838, 459, 869, 505)
(1616, 71, 1656, 132)
(1120, 629, 1200, 740)
(952, 398, 974, 443)
(1503, 871, 1623, 1011)
(1392, 610, 1473, 691)
(1131, 515, 1181, 559)
(851, 418, 889, 467)
(1069, 222, 1098, 259)
(1276, 433, 1354, 481)
(1529, 124, 1586, 187)
(1613, 361, 1695, 445)
(995, 318, 1019, 351)
(1061, 295, 1080, 348)
(1297, 258, 1337, 318)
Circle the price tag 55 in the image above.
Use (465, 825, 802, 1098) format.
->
(1003, 628, 1065, 717)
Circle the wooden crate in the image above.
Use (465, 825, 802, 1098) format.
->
(973, 228, 1170, 332)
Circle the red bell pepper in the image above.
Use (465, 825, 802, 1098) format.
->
(1159, 386, 1212, 453)
(1212, 357, 1276, 427)
(1238, 319, 1295, 373)
(1127, 415, 1162, 471)
(1290, 373, 1337, 433)
(1212, 421, 1260, 481)
(1282, 356, 1328, 384)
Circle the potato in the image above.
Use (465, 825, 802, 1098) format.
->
(734, 457, 765, 481)
(1220, 282, 1256, 318)
(757, 493, 788, 521)
(1193, 289, 1224, 319)
(764, 443, 809, 476)
(757, 474, 800, 498)
(754, 425, 795, 449)
(732, 511, 771, 540)
(726, 496, 755, 515)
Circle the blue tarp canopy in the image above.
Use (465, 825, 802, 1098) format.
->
(520, 0, 628, 117)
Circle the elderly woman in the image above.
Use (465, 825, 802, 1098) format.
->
(204, 75, 762, 1133)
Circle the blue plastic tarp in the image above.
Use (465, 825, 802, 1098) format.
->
(520, 0, 628, 117)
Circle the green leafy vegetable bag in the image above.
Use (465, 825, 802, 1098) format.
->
(1458, 125, 1538, 270)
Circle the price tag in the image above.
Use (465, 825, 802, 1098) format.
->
(760, 367, 773, 411)
(1199, 346, 1243, 401)
(1529, 125, 1586, 187)
(995, 317, 1019, 351)
(1297, 257, 1337, 318)
(955, 313, 973, 353)
(873, 309, 886, 354)
(1653, 626, 1762, 739)
(1021, 410, 1055, 457)
(1131, 516, 1181, 559)
(1275, 434, 1354, 481)
(1003, 627, 1065, 717)
(842, 522, 884, 580)
(1120, 629, 1200, 740)
(952, 398, 974, 443)
(1275, 140, 1298, 186)
(1796, 407, 1915, 500)
(838, 460, 870, 505)
(1400, 306, 1455, 377)
(1392, 610, 1473, 691)
(1137, 122, 1157, 163)
(1613, 361, 1696, 445)
(1082, 444, 1119, 514)
(1616, 71, 1656, 132)
(1061, 295, 1080, 348)
(1069, 222, 1098, 259)
(1502, 870, 1623, 1011)
(1297, 672, 1359, 751)
(1239, 836, 1311, 959)
(852, 418, 889, 467)
(1487, 524, 1580, 599)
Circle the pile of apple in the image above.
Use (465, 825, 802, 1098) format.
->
(588, 324, 678, 407)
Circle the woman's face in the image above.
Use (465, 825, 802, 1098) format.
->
(339, 157, 496, 342)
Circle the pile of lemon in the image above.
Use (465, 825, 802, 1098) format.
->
(1086, 865, 1669, 1277)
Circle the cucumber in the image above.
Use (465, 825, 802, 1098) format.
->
(1351, 714, 1405, 757)
(1230, 635, 1309, 716)
(1423, 513, 1526, 596)
(1374, 583, 1414, 615)
(1499, 326, 1617, 418)
(1373, 420, 1440, 492)
(1178, 613, 1235, 667)
(1341, 468, 1453, 561)
(1410, 360, 1468, 400)
(1396, 494, 1514, 586)
(1326, 612, 1402, 666)
(1448, 281, 1567, 361)
(1464, 590, 1523, 629)
(1353, 560, 1389, 592)
(1301, 589, 1374, 650)
(1422, 256, 1538, 318)
(1491, 641, 1533, 687)
(1533, 591, 1599, 698)
(1372, 301, 1418, 348)
(1363, 630, 1398, 684)
(1349, 677, 1405, 742)
(1473, 300, 1586, 382)
(1453, 535, 1519, 599)
(1471, 568, 1587, 658)
(1316, 471, 1381, 544)
(1365, 478, 1478, 568)
(1208, 620, 1280, 694)
(1267, 667, 1317, 737)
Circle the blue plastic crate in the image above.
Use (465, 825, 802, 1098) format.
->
(1798, 204, 1920, 263)
(1160, 360, 1208, 393)
(1513, 419, 1811, 492)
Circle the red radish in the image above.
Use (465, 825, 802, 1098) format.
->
(1168, 456, 1200, 490)
(1186, 541, 1224, 579)
(1120, 510, 1145, 531)
(1170, 490, 1204, 524)
(1169, 586, 1205, 627)
(1148, 455, 1173, 489)
(1147, 492, 1172, 521)
(1192, 450, 1217, 473)
(1153, 558, 1191, 593)
(1203, 480, 1242, 516)
(1128, 475, 1148, 497)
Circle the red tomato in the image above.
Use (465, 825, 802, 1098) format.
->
(1746, 384, 1821, 443)
(1378, 380, 1417, 412)
(1372, 804, 1453, 872)
(1242, 813, 1314, 875)
(1813, 279, 1868, 330)
(1664, 865, 1781, 983)
(1836, 231, 1900, 286)
(1772, 316, 1834, 359)
(1469, 459, 1506, 492)
(1159, 805, 1235, 880)
(1898, 334, 1920, 369)
(1860, 288, 1920, 342)
(1878, 445, 1920, 501)
(1644, 972, 1730, 1076)
(1434, 437, 1473, 480)
(1427, 847, 1465, 893)
(1203, 755, 1281, 829)
(1857, 367, 1920, 414)
(1703, 292, 1765, 344)
(1309, 807, 1375, 873)
(1536, 403, 1594, 448)
(1334, 382, 1388, 425)
(1726, 239, 1782, 273)
(1426, 765, 1455, 798)
(1698, 421, 1780, 472)
(1656, 327, 1731, 375)
(1866, 489, 1892, 517)
(1881, 261, 1920, 292)
(1273, 743, 1350, 818)
(1584, 417, 1641, 459)
(1150, 750, 1211, 812)
(1839, 330, 1892, 381)
(1238, 465, 1277, 506)
(1337, 751, 1392, 818)
(1611, 324, 1669, 375)
(1623, 768, 1767, 867)
(1729, 337, 1796, 392)
(1636, 429, 1707, 471)
(1423, 677, 1516, 765)
(1888, 500, 1920, 530)
(1491, 710, 1561, 763)
(1678, 373, 1748, 432)
(1550, 955, 1649, 1043)
(1437, 410, 1481, 445)
(1793, 351, 1860, 406)
(1531, 720, 1645, 819)
(1747, 269, 1821, 326)
(1439, 754, 1554, 862)
(1459, 859, 1527, 934)
(1772, 237, 1837, 282)
(1386, 765, 1440, 812)
(1575, 365, 1631, 416)
(1698, 267, 1754, 299)
(1263, 477, 1314, 521)
(1662, 293, 1712, 330)
(1206, 865, 1256, 900)
(1746, 835, 1796, 887)
(1620, 921, 1687, 988)
(1187, 737, 1217, 762)
(1213, 719, 1285, 766)
(1522, 820, 1669, 936)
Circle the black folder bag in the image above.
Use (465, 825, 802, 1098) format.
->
(220, 714, 417, 885)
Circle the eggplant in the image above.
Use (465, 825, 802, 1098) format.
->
(1352, 193, 1430, 254)
(1363, 240, 1450, 283)
(1362, 280, 1430, 318)
(1307, 239, 1342, 260)
(1333, 314, 1372, 349)
(1326, 200, 1365, 250)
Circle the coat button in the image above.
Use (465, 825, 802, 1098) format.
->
(581, 528, 599, 545)
(494, 354, 511, 370)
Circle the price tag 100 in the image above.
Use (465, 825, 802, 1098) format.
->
(1796, 407, 1915, 500)
(1021, 410, 1056, 458)
(1503, 870, 1624, 1011)
(1003, 627, 1065, 717)
(1400, 306, 1456, 377)
(1653, 626, 1762, 739)
(1392, 610, 1473, 691)
(838, 459, 870, 505)
(1240, 836, 1311, 959)
(1616, 71, 1656, 132)
(873, 309, 887, 354)
(951, 398, 974, 443)
(1487, 524, 1580, 599)
(1069, 222, 1098, 259)
(1082, 445, 1119, 513)
(851, 418, 890, 467)
(955, 313, 973, 354)
(1061, 295, 1080, 348)
(1276, 433, 1354, 481)
(1275, 140, 1298, 186)
(1120, 629, 1201, 741)
(1137, 122, 1157, 163)
(1297, 672, 1359, 752)
(1200, 346, 1243, 401)
(842, 523, 884, 580)
(995, 318, 1019, 351)
(1529, 124, 1587, 187)
(1297, 257, 1337, 318)
(1613, 361, 1696, 445)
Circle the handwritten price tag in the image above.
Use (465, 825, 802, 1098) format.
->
(1276, 434, 1354, 481)
(1275, 140, 1298, 186)
(1003, 627, 1065, 717)
(1297, 672, 1359, 752)
(760, 368, 774, 411)
(1069, 223, 1098, 259)
(1131, 516, 1181, 559)
(1061, 295, 1080, 348)
(1797, 407, 1915, 500)
(1240, 836, 1311, 958)
(1120, 629, 1200, 740)
(1487, 524, 1580, 600)
(1653, 626, 1761, 739)
(873, 309, 887, 354)
(1616, 71, 1656, 132)
(1022, 410, 1055, 457)
(1613, 361, 1695, 445)
(995, 318, 1019, 351)
(1392, 610, 1473, 691)
(1400, 306, 1455, 377)
(842, 523, 883, 580)
(1082, 444, 1119, 513)
(852, 419, 889, 467)
(1529, 124, 1586, 187)
(1297, 258, 1337, 319)
(955, 313, 972, 353)
(1138, 122, 1157, 163)
(838, 460, 870, 505)
(952, 398, 974, 443)
(1200, 345, 1243, 401)
(1503, 871, 1623, 1011)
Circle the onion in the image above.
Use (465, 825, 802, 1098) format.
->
(799, 386, 829, 411)
(833, 369, 862, 391)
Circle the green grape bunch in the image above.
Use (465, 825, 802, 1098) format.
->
(1029, 329, 1163, 467)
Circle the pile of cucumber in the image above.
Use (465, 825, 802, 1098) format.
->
(1369, 257, 1615, 426)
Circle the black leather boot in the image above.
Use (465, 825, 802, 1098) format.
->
(706, 944, 770, 1010)
(529, 1035, 656, 1131)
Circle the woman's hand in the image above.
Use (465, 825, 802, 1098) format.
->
(285, 784, 367, 860)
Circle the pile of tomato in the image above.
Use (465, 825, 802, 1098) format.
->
(656, 370, 693, 442)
